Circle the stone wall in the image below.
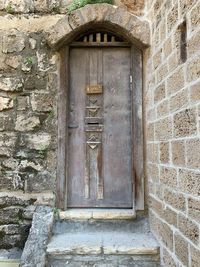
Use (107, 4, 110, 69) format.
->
(0, 14, 59, 250)
(0, 0, 145, 252)
(145, 0, 200, 266)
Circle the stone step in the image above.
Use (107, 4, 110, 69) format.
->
(47, 218, 160, 267)
(59, 209, 136, 221)
(53, 217, 150, 235)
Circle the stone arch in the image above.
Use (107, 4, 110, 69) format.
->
(45, 3, 150, 49)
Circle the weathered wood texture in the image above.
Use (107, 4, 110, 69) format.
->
(132, 46, 144, 210)
(57, 47, 69, 210)
(68, 47, 133, 208)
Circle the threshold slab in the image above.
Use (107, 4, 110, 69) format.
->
(59, 209, 136, 220)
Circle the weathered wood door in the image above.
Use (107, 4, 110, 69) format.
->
(68, 46, 133, 208)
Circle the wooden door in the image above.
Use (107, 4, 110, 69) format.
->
(68, 47, 133, 208)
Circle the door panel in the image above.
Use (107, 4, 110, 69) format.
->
(68, 47, 132, 208)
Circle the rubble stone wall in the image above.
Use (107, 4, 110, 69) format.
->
(0, 0, 145, 252)
(146, 0, 200, 266)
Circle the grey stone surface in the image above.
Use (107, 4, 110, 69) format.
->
(47, 218, 160, 266)
(48, 254, 160, 267)
(20, 205, 54, 267)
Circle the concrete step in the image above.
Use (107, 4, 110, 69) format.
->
(52, 217, 150, 235)
(47, 218, 160, 267)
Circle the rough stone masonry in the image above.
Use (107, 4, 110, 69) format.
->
(0, 0, 200, 267)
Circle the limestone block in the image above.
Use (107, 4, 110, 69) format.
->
(147, 163, 159, 183)
(4, 0, 34, 13)
(163, 248, 177, 267)
(163, 188, 186, 211)
(147, 143, 159, 163)
(146, 123, 154, 141)
(29, 38, 37, 49)
(0, 207, 23, 224)
(5, 55, 22, 69)
(149, 196, 162, 217)
(0, 234, 22, 249)
(178, 214, 199, 245)
(173, 108, 197, 137)
(188, 30, 200, 56)
(190, 1, 200, 32)
(2, 158, 19, 170)
(163, 37, 172, 58)
(188, 197, 200, 223)
(156, 63, 168, 84)
(25, 133, 51, 150)
(34, 0, 48, 12)
(2, 29, 25, 53)
(191, 245, 200, 267)
(15, 115, 40, 132)
(25, 171, 55, 192)
(158, 221, 173, 251)
(17, 96, 29, 111)
(115, 0, 145, 15)
(162, 206, 177, 227)
(156, 99, 169, 118)
(186, 138, 200, 169)
(159, 142, 169, 163)
(160, 166, 177, 187)
(0, 133, 17, 147)
(0, 96, 13, 111)
(167, 3, 178, 33)
(0, 224, 20, 235)
(0, 147, 12, 157)
(171, 140, 185, 166)
(169, 88, 189, 112)
(19, 159, 43, 171)
(174, 233, 188, 266)
(167, 66, 185, 95)
(154, 82, 165, 103)
(0, 194, 35, 208)
(0, 77, 24, 92)
(31, 93, 53, 112)
(167, 51, 178, 72)
(155, 117, 172, 141)
(190, 80, 200, 103)
(179, 169, 200, 196)
(153, 50, 162, 70)
(23, 205, 36, 219)
(187, 56, 200, 82)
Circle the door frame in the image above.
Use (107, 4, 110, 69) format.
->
(56, 32, 144, 211)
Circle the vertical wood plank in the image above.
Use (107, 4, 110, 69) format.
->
(57, 47, 69, 210)
(96, 33, 101, 43)
(89, 34, 93, 42)
(111, 36, 115, 42)
(132, 46, 144, 210)
(104, 34, 108, 43)
(83, 36, 87, 42)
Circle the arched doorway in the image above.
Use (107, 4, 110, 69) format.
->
(45, 4, 150, 211)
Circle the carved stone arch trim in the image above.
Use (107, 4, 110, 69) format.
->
(45, 4, 149, 211)
(45, 4, 150, 49)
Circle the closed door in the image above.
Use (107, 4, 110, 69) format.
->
(68, 47, 133, 208)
